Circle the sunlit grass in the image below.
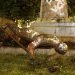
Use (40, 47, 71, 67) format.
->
(0, 54, 75, 75)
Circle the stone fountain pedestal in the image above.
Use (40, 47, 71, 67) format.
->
(31, 22, 75, 42)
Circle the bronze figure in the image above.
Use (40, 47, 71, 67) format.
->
(1, 24, 68, 61)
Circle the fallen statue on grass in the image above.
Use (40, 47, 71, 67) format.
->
(1, 24, 68, 64)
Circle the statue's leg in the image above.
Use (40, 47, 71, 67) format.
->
(27, 36, 42, 64)
(27, 38, 42, 65)
(27, 42, 35, 59)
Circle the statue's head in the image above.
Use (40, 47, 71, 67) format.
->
(55, 42, 68, 55)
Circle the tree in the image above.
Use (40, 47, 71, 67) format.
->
(0, 0, 41, 21)
(67, 0, 75, 16)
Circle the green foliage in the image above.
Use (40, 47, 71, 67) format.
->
(67, 0, 75, 16)
(0, 0, 41, 21)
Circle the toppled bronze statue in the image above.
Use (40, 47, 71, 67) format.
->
(1, 24, 68, 61)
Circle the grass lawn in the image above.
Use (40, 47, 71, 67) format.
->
(0, 54, 75, 75)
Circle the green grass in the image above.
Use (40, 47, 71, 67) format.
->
(0, 54, 75, 75)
